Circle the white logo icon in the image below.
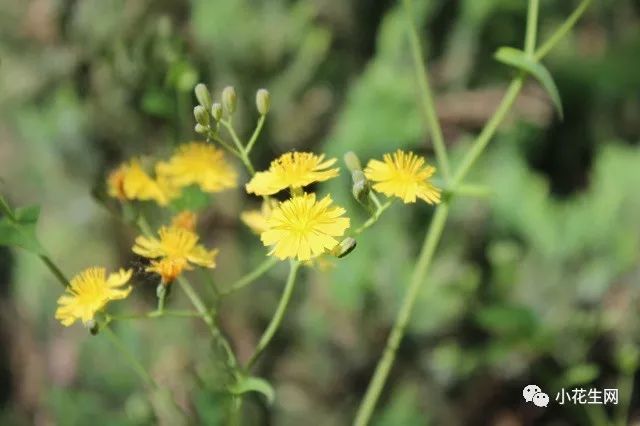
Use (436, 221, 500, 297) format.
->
(523, 384, 549, 407)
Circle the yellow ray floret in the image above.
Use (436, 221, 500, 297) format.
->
(240, 199, 278, 235)
(245, 152, 339, 196)
(261, 193, 350, 261)
(55, 267, 132, 327)
(132, 226, 218, 283)
(107, 160, 178, 206)
(156, 142, 237, 193)
(364, 150, 441, 204)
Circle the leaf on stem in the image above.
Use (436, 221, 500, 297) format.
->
(0, 197, 45, 254)
(229, 376, 275, 405)
(494, 47, 564, 119)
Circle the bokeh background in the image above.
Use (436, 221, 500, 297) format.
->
(1, 0, 639, 424)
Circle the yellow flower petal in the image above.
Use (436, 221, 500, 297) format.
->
(107, 160, 179, 206)
(156, 142, 237, 193)
(260, 193, 350, 261)
(364, 150, 441, 204)
(55, 267, 133, 327)
(132, 226, 218, 283)
(246, 152, 339, 196)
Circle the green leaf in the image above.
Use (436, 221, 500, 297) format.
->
(169, 185, 211, 212)
(494, 46, 564, 119)
(229, 376, 275, 405)
(561, 363, 600, 387)
(0, 202, 45, 254)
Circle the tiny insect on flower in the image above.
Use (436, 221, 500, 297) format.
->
(55, 267, 133, 327)
(364, 150, 441, 204)
(245, 152, 339, 196)
(156, 142, 237, 193)
(261, 193, 350, 261)
(132, 226, 218, 283)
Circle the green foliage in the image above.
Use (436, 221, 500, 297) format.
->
(0, 197, 44, 254)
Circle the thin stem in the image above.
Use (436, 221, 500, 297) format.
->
(221, 119, 246, 154)
(210, 132, 242, 158)
(402, 0, 451, 182)
(354, 204, 449, 426)
(177, 277, 240, 375)
(101, 322, 156, 388)
(136, 215, 154, 237)
(38, 254, 69, 287)
(355, 201, 392, 235)
(245, 115, 266, 154)
(451, 78, 524, 186)
(534, 0, 592, 61)
(525, 0, 540, 56)
(220, 257, 279, 297)
(246, 260, 300, 370)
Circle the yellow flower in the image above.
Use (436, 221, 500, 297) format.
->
(132, 226, 218, 283)
(364, 150, 441, 204)
(156, 142, 237, 193)
(171, 211, 198, 231)
(245, 152, 339, 196)
(240, 199, 278, 235)
(55, 267, 132, 327)
(261, 193, 350, 261)
(107, 160, 178, 206)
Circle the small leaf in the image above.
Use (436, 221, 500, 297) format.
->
(169, 185, 211, 212)
(561, 364, 600, 388)
(495, 47, 564, 119)
(229, 376, 275, 405)
(0, 203, 45, 254)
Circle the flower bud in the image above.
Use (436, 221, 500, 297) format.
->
(344, 151, 362, 172)
(194, 83, 212, 111)
(222, 86, 237, 114)
(211, 102, 223, 121)
(255, 88, 271, 115)
(351, 170, 370, 203)
(195, 124, 208, 134)
(331, 237, 357, 258)
(194, 105, 210, 126)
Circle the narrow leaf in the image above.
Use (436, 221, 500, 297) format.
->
(229, 376, 275, 405)
(495, 47, 564, 119)
(0, 204, 45, 254)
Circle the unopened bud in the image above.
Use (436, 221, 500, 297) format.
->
(222, 86, 237, 114)
(344, 151, 362, 172)
(255, 88, 271, 115)
(351, 170, 370, 203)
(211, 102, 223, 121)
(194, 83, 212, 111)
(195, 123, 208, 134)
(331, 237, 357, 258)
(194, 105, 210, 126)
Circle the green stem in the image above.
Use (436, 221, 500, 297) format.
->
(102, 322, 156, 388)
(534, 0, 592, 61)
(136, 215, 154, 237)
(402, 0, 451, 182)
(245, 115, 266, 154)
(38, 254, 69, 287)
(221, 119, 246, 154)
(355, 201, 392, 235)
(211, 132, 242, 158)
(220, 257, 279, 297)
(452, 78, 525, 186)
(177, 277, 240, 376)
(525, 0, 540, 56)
(354, 204, 449, 426)
(246, 260, 300, 370)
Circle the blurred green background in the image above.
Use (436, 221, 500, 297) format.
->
(1, 0, 639, 424)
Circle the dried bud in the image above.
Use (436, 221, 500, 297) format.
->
(255, 88, 271, 115)
(194, 105, 210, 126)
(331, 237, 357, 258)
(86, 319, 99, 335)
(194, 83, 212, 111)
(195, 124, 208, 134)
(211, 102, 223, 121)
(344, 151, 362, 172)
(222, 86, 237, 114)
